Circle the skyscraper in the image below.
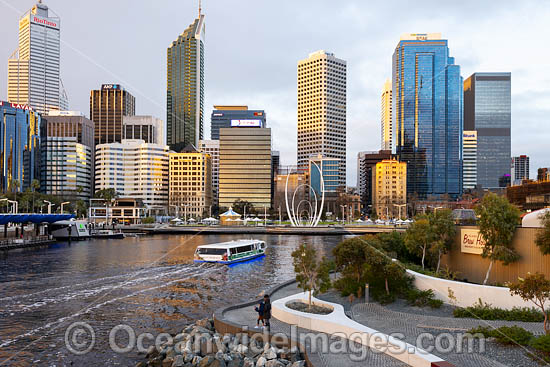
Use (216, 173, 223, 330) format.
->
(464, 72, 511, 189)
(297, 50, 346, 187)
(462, 131, 478, 190)
(7, 1, 68, 114)
(90, 84, 135, 145)
(123, 116, 165, 145)
(198, 140, 220, 206)
(393, 33, 463, 198)
(167, 9, 205, 151)
(381, 79, 393, 151)
(511, 155, 529, 185)
(210, 106, 266, 140)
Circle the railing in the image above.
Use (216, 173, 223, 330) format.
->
(0, 235, 54, 249)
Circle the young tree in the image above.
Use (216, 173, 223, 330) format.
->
(30, 179, 40, 213)
(429, 209, 457, 273)
(94, 188, 119, 225)
(292, 243, 332, 308)
(509, 273, 550, 334)
(535, 211, 550, 255)
(475, 193, 521, 285)
(405, 215, 433, 269)
(333, 237, 369, 285)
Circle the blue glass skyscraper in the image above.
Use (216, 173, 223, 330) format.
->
(392, 33, 463, 199)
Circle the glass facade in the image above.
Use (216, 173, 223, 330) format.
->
(309, 156, 340, 197)
(0, 101, 40, 192)
(166, 15, 205, 151)
(464, 73, 511, 189)
(90, 85, 135, 145)
(210, 107, 266, 140)
(393, 34, 463, 198)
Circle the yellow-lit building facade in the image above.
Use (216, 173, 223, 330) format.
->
(381, 79, 393, 151)
(169, 150, 212, 219)
(373, 159, 407, 219)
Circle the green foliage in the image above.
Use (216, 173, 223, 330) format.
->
(536, 211, 550, 255)
(509, 272, 550, 334)
(231, 199, 256, 216)
(405, 288, 443, 308)
(142, 217, 155, 224)
(454, 298, 546, 322)
(94, 188, 119, 202)
(530, 335, 550, 357)
(428, 209, 457, 273)
(405, 215, 433, 269)
(291, 243, 333, 307)
(469, 325, 533, 345)
(374, 231, 411, 261)
(475, 193, 520, 284)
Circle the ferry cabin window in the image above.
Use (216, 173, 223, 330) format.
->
(235, 245, 253, 253)
(197, 248, 227, 255)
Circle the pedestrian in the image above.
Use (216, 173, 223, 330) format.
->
(263, 294, 272, 330)
(254, 298, 265, 328)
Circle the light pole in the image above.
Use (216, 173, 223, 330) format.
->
(8, 200, 18, 214)
(278, 206, 281, 226)
(393, 204, 407, 220)
(340, 205, 345, 224)
(60, 201, 70, 214)
(184, 204, 188, 224)
(44, 200, 52, 214)
(209, 205, 212, 218)
(264, 205, 267, 226)
(428, 205, 444, 213)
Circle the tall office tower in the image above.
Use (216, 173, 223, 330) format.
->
(123, 116, 164, 145)
(167, 10, 205, 151)
(511, 155, 530, 185)
(210, 106, 266, 140)
(393, 33, 463, 199)
(308, 154, 341, 215)
(538, 168, 550, 182)
(0, 101, 40, 192)
(219, 127, 272, 210)
(271, 151, 280, 208)
(40, 111, 94, 200)
(95, 140, 169, 214)
(297, 50, 347, 187)
(169, 147, 212, 219)
(90, 84, 135, 145)
(464, 72, 511, 189)
(7, 2, 68, 114)
(372, 159, 407, 220)
(462, 131, 478, 190)
(381, 79, 393, 151)
(198, 140, 220, 206)
(356, 150, 393, 214)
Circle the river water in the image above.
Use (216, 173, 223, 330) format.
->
(0, 233, 346, 366)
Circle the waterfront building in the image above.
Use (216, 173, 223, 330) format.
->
(40, 111, 94, 200)
(357, 150, 393, 214)
(373, 159, 407, 219)
(7, 1, 68, 115)
(167, 10, 205, 151)
(381, 79, 393, 151)
(511, 155, 530, 186)
(90, 84, 135, 145)
(538, 168, 550, 182)
(123, 116, 164, 145)
(95, 139, 169, 215)
(210, 106, 266, 140)
(393, 33, 463, 198)
(88, 198, 147, 225)
(462, 131, 477, 190)
(169, 146, 212, 219)
(464, 72, 511, 189)
(297, 50, 346, 187)
(0, 101, 40, 192)
(507, 180, 550, 211)
(198, 140, 220, 206)
(219, 127, 272, 210)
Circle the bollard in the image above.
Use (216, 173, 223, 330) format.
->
(364, 284, 370, 303)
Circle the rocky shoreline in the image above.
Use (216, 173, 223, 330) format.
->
(137, 318, 306, 367)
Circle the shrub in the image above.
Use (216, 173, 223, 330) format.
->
(454, 299, 545, 322)
(428, 298, 444, 308)
(333, 277, 363, 298)
(375, 292, 396, 305)
(142, 217, 155, 224)
(530, 335, 550, 361)
(405, 288, 442, 308)
(468, 325, 533, 346)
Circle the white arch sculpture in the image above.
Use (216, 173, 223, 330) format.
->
(284, 161, 325, 227)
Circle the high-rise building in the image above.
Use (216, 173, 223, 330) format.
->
(356, 150, 393, 214)
(273, 169, 307, 216)
(462, 131, 477, 190)
(7, 2, 68, 114)
(219, 127, 272, 210)
(271, 151, 280, 207)
(464, 72, 511, 189)
(123, 116, 164, 145)
(169, 146, 212, 219)
(393, 33, 463, 198)
(309, 154, 341, 215)
(297, 50, 346, 187)
(373, 159, 407, 220)
(511, 155, 529, 186)
(198, 140, 220, 206)
(0, 101, 40, 192)
(538, 168, 550, 182)
(90, 84, 135, 145)
(40, 111, 94, 200)
(381, 79, 393, 151)
(210, 106, 266, 140)
(167, 10, 205, 151)
(95, 139, 169, 214)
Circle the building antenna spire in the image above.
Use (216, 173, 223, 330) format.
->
(198, 0, 201, 16)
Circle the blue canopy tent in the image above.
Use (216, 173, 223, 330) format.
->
(0, 214, 75, 225)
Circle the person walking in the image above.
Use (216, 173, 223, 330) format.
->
(254, 298, 265, 328)
(263, 294, 272, 330)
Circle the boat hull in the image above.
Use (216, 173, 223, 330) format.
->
(194, 252, 265, 265)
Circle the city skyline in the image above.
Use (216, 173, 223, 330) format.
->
(0, 0, 548, 184)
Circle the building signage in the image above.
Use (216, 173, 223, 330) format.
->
(213, 113, 224, 117)
(102, 84, 120, 90)
(230, 119, 261, 127)
(31, 15, 58, 29)
(0, 101, 33, 111)
(460, 228, 485, 255)
(463, 132, 477, 138)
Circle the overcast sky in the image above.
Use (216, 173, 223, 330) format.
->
(0, 0, 548, 185)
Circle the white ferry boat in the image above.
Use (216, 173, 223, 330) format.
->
(194, 239, 266, 264)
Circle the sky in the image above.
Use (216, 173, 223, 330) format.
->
(0, 0, 549, 186)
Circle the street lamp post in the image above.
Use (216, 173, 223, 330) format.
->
(8, 200, 18, 214)
(44, 200, 52, 214)
(264, 205, 267, 226)
(393, 203, 407, 220)
(278, 206, 281, 226)
(428, 205, 444, 213)
(60, 201, 70, 214)
(184, 204, 188, 224)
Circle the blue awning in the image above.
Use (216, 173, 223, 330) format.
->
(0, 214, 75, 225)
